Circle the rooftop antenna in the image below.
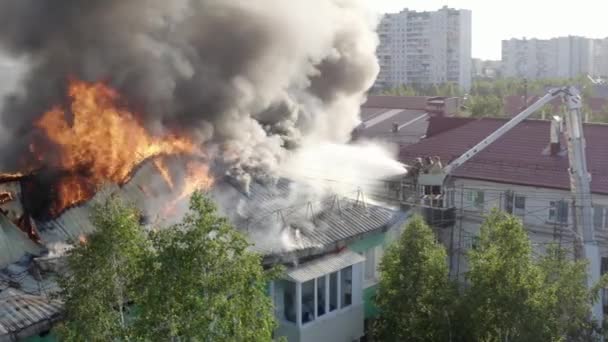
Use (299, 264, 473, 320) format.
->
(276, 209, 287, 227)
(306, 202, 316, 225)
(355, 188, 367, 209)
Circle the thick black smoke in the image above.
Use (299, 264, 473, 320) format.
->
(0, 0, 379, 182)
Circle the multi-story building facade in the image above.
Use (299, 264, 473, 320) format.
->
(375, 6, 472, 91)
(594, 38, 608, 78)
(400, 116, 608, 311)
(502, 36, 598, 79)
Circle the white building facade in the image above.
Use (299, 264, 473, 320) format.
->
(375, 6, 472, 91)
(594, 38, 608, 78)
(502, 36, 599, 80)
(439, 178, 608, 305)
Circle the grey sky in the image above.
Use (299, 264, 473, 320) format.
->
(366, 0, 608, 60)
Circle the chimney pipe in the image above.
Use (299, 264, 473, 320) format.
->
(550, 116, 561, 156)
(392, 122, 399, 133)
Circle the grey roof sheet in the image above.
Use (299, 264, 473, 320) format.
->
(35, 161, 409, 257)
(0, 288, 62, 337)
(356, 108, 429, 146)
(284, 249, 365, 283)
(211, 180, 409, 256)
(0, 215, 43, 268)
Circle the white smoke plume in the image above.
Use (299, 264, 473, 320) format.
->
(0, 0, 381, 186)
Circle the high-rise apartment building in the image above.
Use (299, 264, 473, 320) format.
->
(502, 36, 597, 79)
(594, 38, 608, 77)
(375, 6, 472, 91)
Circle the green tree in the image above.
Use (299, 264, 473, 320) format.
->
(462, 211, 607, 341)
(56, 197, 147, 341)
(467, 95, 503, 118)
(133, 192, 277, 341)
(463, 211, 547, 341)
(373, 217, 456, 342)
(537, 245, 608, 341)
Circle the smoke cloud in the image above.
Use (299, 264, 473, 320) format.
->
(0, 0, 380, 182)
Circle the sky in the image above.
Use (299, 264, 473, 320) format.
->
(366, 0, 608, 60)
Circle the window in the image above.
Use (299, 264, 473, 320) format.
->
(329, 272, 338, 312)
(364, 248, 375, 281)
(316, 276, 326, 317)
(301, 280, 315, 323)
(466, 190, 485, 210)
(549, 200, 569, 224)
(364, 246, 385, 284)
(514, 195, 526, 216)
(341, 266, 352, 308)
(283, 280, 296, 323)
(594, 207, 605, 231)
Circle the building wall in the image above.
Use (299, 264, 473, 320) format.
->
(502, 36, 600, 80)
(594, 38, 608, 77)
(444, 178, 608, 281)
(375, 6, 472, 91)
(299, 305, 364, 342)
(348, 220, 408, 320)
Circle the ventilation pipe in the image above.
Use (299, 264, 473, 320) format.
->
(550, 115, 562, 156)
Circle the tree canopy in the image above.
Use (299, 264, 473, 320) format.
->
(56, 192, 278, 342)
(134, 193, 277, 341)
(56, 196, 147, 341)
(374, 211, 608, 342)
(373, 216, 456, 342)
(378, 75, 606, 121)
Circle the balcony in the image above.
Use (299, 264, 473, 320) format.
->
(273, 250, 365, 342)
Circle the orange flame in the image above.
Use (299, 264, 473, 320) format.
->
(153, 158, 175, 191)
(32, 79, 207, 215)
(161, 160, 214, 219)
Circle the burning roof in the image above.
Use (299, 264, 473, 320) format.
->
(0, 0, 380, 219)
(0, 0, 406, 267)
(0, 154, 408, 268)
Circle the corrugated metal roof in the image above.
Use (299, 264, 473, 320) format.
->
(284, 249, 365, 283)
(36, 161, 409, 258)
(210, 180, 410, 256)
(0, 215, 43, 268)
(0, 288, 62, 338)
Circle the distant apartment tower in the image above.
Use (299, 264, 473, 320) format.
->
(502, 36, 595, 79)
(594, 38, 608, 77)
(375, 6, 472, 91)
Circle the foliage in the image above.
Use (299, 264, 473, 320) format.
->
(56, 196, 147, 341)
(374, 211, 608, 342)
(379, 75, 608, 122)
(373, 216, 457, 342)
(536, 245, 608, 341)
(466, 95, 504, 118)
(133, 192, 278, 341)
(462, 211, 608, 341)
(461, 211, 546, 341)
(56, 192, 278, 342)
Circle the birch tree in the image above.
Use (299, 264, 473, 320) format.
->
(133, 192, 278, 341)
(56, 197, 146, 341)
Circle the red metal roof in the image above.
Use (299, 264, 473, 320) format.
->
(400, 117, 608, 194)
(425, 116, 475, 138)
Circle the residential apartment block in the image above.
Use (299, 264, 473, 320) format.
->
(375, 6, 472, 91)
(594, 38, 608, 78)
(0, 163, 412, 342)
(399, 116, 608, 311)
(502, 36, 607, 79)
